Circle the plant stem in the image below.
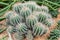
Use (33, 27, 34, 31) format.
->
(36, 1, 56, 11)
(0, 27, 7, 34)
(0, 2, 9, 5)
(0, 1, 16, 16)
(44, 2, 56, 10)
(45, 0, 60, 7)
(0, 17, 6, 21)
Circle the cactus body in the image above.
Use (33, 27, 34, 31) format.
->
(40, 5, 49, 13)
(33, 12, 51, 22)
(24, 1, 37, 12)
(49, 29, 60, 40)
(20, 7, 32, 20)
(26, 15, 38, 29)
(33, 22, 48, 36)
(26, 30, 33, 40)
(43, 19, 54, 27)
(14, 31, 24, 40)
(7, 26, 16, 33)
(9, 13, 22, 26)
(5, 11, 14, 19)
(12, 3, 24, 14)
(16, 23, 28, 34)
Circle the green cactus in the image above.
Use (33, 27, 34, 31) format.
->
(9, 13, 22, 26)
(26, 30, 33, 40)
(20, 7, 32, 21)
(48, 29, 60, 40)
(14, 31, 24, 40)
(49, 10, 58, 18)
(5, 1, 55, 40)
(24, 1, 37, 12)
(5, 11, 14, 19)
(43, 19, 54, 27)
(12, 3, 24, 14)
(26, 15, 38, 29)
(34, 5, 41, 11)
(35, 5, 49, 13)
(16, 23, 28, 34)
(40, 5, 49, 13)
(33, 12, 52, 22)
(33, 22, 48, 36)
(7, 25, 16, 33)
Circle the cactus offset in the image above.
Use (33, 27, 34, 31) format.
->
(33, 22, 48, 37)
(26, 15, 38, 29)
(9, 13, 22, 26)
(16, 23, 28, 34)
(20, 7, 32, 21)
(43, 19, 54, 27)
(12, 3, 24, 14)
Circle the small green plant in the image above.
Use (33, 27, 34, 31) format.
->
(48, 29, 60, 40)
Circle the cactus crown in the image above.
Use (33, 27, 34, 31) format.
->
(6, 1, 55, 40)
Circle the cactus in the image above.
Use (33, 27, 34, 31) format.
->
(35, 5, 49, 13)
(49, 10, 58, 18)
(9, 13, 22, 26)
(7, 25, 16, 33)
(43, 19, 54, 27)
(5, 1, 55, 40)
(20, 7, 32, 21)
(32, 22, 48, 36)
(26, 30, 33, 40)
(12, 3, 24, 14)
(24, 1, 37, 12)
(26, 15, 38, 29)
(14, 31, 24, 40)
(48, 29, 60, 40)
(5, 11, 14, 19)
(34, 5, 41, 12)
(33, 12, 52, 22)
(16, 23, 28, 34)
(40, 5, 49, 13)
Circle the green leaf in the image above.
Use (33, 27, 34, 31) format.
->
(0, 27, 7, 34)
(0, 1, 16, 16)
(0, 2, 9, 5)
(0, 17, 6, 21)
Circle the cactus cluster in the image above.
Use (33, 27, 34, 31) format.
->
(6, 1, 55, 40)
